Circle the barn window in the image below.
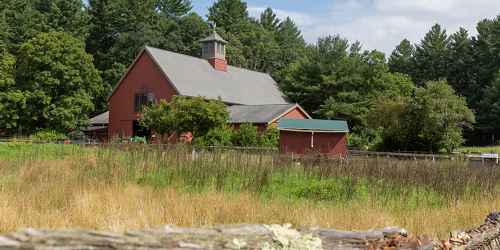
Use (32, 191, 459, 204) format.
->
(134, 92, 154, 112)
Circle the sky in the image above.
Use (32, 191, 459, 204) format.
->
(193, 0, 500, 54)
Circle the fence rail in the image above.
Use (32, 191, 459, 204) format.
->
(1, 139, 500, 165)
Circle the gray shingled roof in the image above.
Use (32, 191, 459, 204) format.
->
(88, 104, 307, 126)
(228, 104, 297, 124)
(89, 111, 109, 125)
(145, 46, 288, 105)
(200, 31, 227, 43)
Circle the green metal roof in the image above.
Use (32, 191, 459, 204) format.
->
(278, 119, 349, 133)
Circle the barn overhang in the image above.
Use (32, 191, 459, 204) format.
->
(278, 119, 349, 133)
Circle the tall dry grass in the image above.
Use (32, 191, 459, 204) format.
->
(0, 143, 498, 238)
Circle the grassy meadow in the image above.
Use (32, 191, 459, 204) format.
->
(0, 142, 498, 238)
(460, 145, 500, 154)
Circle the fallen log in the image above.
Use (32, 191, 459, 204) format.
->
(0, 212, 497, 250)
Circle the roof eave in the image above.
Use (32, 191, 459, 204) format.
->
(279, 128, 349, 133)
(267, 104, 312, 125)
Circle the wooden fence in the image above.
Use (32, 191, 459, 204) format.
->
(2, 138, 500, 165)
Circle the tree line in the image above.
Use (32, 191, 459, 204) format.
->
(0, 0, 498, 151)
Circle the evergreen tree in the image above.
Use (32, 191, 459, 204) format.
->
(447, 28, 477, 102)
(388, 39, 414, 76)
(413, 24, 451, 85)
(281, 35, 414, 133)
(177, 13, 210, 57)
(0, 10, 9, 50)
(208, 0, 249, 32)
(260, 7, 279, 32)
(474, 15, 500, 91)
(478, 71, 500, 130)
(1, 0, 47, 51)
(473, 16, 500, 132)
(33, 0, 89, 40)
(273, 17, 305, 81)
(156, 0, 192, 17)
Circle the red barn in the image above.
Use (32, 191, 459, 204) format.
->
(278, 119, 349, 157)
(87, 31, 310, 142)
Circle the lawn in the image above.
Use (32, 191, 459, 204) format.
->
(0, 142, 498, 239)
(460, 145, 500, 154)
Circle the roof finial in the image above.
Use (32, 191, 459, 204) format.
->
(209, 21, 217, 33)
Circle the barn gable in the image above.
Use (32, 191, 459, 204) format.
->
(228, 104, 311, 124)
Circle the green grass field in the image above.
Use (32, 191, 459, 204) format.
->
(459, 145, 500, 154)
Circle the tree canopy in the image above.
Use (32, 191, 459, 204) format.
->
(15, 32, 102, 133)
(140, 96, 229, 142)
(369, 81, 475, 152)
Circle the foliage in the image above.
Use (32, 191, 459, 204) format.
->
(413, 24, 450, 85)
(388, 39, 414, 76)
(208, 0, 249, 32)
(15, 31, 102, 133)
(369, 81, 475, 152)
(139, 100, 175, 141)
(30, 129, 68, 142)
(130, 136, 147, 144)
(0, 0, 89, 52)
(86, 0, 209, 110)
(259, 126, 280, 148)
(387, 16, 499, 144)
(0, 50, 20, 132)
(232, 123, 259, 147)
(140, 96, 229, 141)
(281, 35, 415, 147)
(447, 28, 477, 102)
(169, 96, 229, 137)
(194, 125, 234, 146)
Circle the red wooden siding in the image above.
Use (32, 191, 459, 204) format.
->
(208, 58, 228, 72)
(279, 131, 348, 156)
(231, 106, 310, 132)
(108, 52, 177, 138)
(282, 108, 308, 120)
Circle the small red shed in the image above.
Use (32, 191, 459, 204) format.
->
(278, 119, 349, 157)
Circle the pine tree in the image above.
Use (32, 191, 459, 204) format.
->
(33, 0, 89, 40)
(273, 17, 305, 81)
(474, 15, 500, 90)
(208, 0, 249, 32)
(260, 7, 279, 32)
(0, 11, 8, 50)
(473, 16, 500, 131)
(388, 39, 414, 77)
(447, 28, 477, 102)
(413, 24, 451, 85)
(1, 0, 47, 51)
(156, 0, 192, 18)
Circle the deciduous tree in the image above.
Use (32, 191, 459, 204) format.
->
(140, 96, 229, 141)
(16, 32, 103, 133)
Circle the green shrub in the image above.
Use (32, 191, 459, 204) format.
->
(195, 125, 233, 146)
(292, 177, 365, 202)
(30, 130, 68, 142)
(232, 123, 258, 147)
(259, 126, 279, 148)
(130, 136, 147, 144)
